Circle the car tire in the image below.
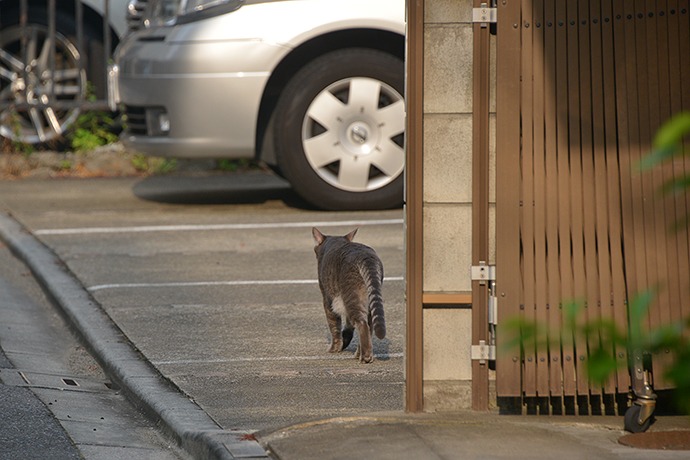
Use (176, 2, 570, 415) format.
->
(273, 48, 405, 210)
(0, 7, 105, 146)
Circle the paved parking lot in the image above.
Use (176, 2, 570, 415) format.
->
(0, 173, 405, 433)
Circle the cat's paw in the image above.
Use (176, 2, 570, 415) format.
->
(355, 345, 373, 363)
(359, 353, 374, 364)
(328, 341, 343, 353)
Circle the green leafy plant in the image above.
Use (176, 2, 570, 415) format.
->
(66, 84, 119, 152)
(68, 111, 119, 152)
(58, 159, 73, 171)
(130, 154, 150, 172)
(154, 158, 178, 174)
(640, 112, 690, 178)
(130, 154, 178, 174)
(216, 158, 252, 172)
(0, 112, 35, 155)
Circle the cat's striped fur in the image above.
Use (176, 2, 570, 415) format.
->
(312, 227, 386, 363)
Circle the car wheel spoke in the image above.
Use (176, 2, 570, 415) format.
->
(338, 155, 371, 190)
(36, 33, 52, 72)
(28, 108, 47, 142)
(371, 142, 404, 177)
(44, 107, 62, 136)
(307, 90, 344, 131)
(304, 131, 342, 168)
(26, 29, 39, 65)
(53, 68, 83, 96)
(0, 49, 24, 73)
(347, 78, 380, 113)
(377, 99, 405, 137)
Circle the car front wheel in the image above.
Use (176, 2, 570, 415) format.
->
(273, 49, 405, 210)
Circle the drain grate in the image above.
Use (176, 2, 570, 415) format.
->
(619, 431, 690, 450)
(0, 368, 114, 393)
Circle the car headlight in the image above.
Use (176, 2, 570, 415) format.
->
(145, 0, 243, 27)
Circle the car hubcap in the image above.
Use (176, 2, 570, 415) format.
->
(302, 77, 405, 192)
(0, 25, 86, 144)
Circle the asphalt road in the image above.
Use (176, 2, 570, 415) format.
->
(0, 171, 405, 435)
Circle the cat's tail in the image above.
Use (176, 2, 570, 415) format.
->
(360, 262, 386, 340)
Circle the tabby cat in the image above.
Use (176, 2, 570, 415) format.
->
(312, 227, 386, 363)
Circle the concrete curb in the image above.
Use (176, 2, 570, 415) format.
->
(0, 211, 268, 460)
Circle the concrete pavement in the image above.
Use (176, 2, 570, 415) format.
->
(261, 411, 690, 460)
(1, 208, 689, 459)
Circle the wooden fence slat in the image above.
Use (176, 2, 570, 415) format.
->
(578, 0, 606, 400)
(612, 0, 637, 319)
(623, 0, 652, 330)
(665, 0, 690, 347)
(495, 0, 523, 397)
(529, 0, 551, 400)
(675, 1, 690, 331)
(651, 0, 680, 390)
(639, 0, 672, 389)
(555, 0, 577, 399)
(565, 0, 591, 404)
(543, 0, 564, 399)
(601, 0, 631, 393)
(634, 0, 660, 333)
(521, 0, 538, 398)
(656, 0, 679, 336)
(588, 0, 617, 396)
(579, 0, 613, 398)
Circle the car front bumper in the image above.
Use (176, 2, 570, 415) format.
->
(114, 33, 284, 159)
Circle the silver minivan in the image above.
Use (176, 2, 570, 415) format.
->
(114, 0, 405, 210)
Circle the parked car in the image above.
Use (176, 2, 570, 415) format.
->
(114, 0, 405, 210)
(0, 0, 131, 145)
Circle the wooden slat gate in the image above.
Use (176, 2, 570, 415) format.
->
(495, 0, 690, 414)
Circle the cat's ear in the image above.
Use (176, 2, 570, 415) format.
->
(344, 228, 358, 242)
(312, 227, 326, 245)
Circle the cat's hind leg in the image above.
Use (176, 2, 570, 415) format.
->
(342, 320, 354, 350)
(324, 296, 344, 353)
(352, 317, 374, 363)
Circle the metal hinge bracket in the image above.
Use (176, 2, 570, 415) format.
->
(471, 340, 496, 364)
(471, 262, 495, 284)
(488, 291, 498, 326)
(473, 5, 497, 27)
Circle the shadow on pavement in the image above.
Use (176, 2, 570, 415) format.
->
(132, 171, 315, 208)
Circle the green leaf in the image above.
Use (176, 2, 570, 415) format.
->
(586, 347, 619, 385)
(563, 300, 583, 327)
(640, 112, 690, 170)
(639, 145, 679, 171)
(648, 324, 683, 351)
(654, 112, 690, 150)
(661, 175, 690, 195)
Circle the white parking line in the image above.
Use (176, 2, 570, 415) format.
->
(34, 218, 403, 236)
(88, 276, 404, 292)
(153, 352, 403, 366)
